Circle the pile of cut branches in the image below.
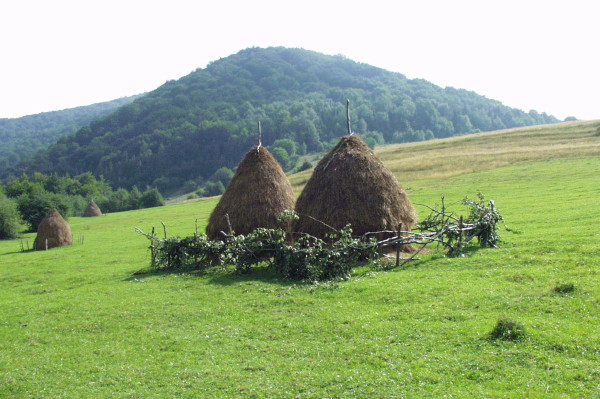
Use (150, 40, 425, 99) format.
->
(136, 194, 506, 281)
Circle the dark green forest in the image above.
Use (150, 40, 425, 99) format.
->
(3, 47, 557, 194)
(0, 95, 139, 170)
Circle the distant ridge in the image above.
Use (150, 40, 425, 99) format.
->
(4, 47, 558, 193)
(0, 95, 140, 170)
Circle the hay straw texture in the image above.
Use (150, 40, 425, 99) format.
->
(83, 199, 102, 217)
(34, 208, 73, 250)
(206, 145, 296, 240)
(293, 135, 417, 239)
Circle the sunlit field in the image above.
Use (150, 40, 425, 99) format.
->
(1, 121, 598, 397)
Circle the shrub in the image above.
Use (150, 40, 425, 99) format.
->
(0, 193, 22, 239)
(296, 160, 313, 172)
(17, 189, 70, 232)
(204, 181, 226, 197)
(489, 318, 525, 341)
(208, 167, 234, 187)
(139, 188, 165, 208)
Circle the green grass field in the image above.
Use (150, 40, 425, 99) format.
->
(1, 121, 599, 397)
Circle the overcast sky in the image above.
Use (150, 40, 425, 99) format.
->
(1, 0, 598, 120)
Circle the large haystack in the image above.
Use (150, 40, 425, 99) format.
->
(293, 135, 417, 241)
(83, 199, 102, 217)
(34, 208, 73, 250)
(206, 145, 296, 240)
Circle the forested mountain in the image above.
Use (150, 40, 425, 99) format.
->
(0, 95, 139, 170)
(5, 47, 557, 193)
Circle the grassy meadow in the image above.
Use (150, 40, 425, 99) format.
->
(1, 121, 599, 398)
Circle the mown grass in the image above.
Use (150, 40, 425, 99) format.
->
(1, 122, 599, 397)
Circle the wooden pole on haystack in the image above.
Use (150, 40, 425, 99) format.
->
(346, 99, 353, 135)
(257, 121, 262, 152)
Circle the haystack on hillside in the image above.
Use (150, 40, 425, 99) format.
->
(294, 135, 417, 241)
(206, 145, 296, 240)
(34, 208, 73, 250)
(83, 199, 102, 217)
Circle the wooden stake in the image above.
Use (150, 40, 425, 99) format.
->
(395, 223, 402, 269)
(257, 121, 262, 152)
(225, 213, 233, 235)
(346, 99, 352, 135)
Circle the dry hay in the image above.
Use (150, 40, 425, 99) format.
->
(83, 199, 102, 217)
(293, 135, 417, 245)
(206, 145, 296, 240)
(34, 208, 73, 250)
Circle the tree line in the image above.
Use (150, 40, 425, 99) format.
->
(0, 172, 164, 239)
(0, 96, 138, 171)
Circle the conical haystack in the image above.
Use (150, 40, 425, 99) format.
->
(206, 145, 296, 240)
(83, 199, 102, 217)
(34, 208, 73, 250)
(293, 135, 417, 243)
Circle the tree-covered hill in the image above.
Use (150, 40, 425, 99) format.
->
(6, 47, 557, 193)
(0, 95, 139, 170)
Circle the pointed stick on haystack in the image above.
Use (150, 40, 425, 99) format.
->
(257, 121, 262, 152)
(346, 99, 353, 135)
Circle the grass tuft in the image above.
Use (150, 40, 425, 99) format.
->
(552, 282, 576, 294)
(489, 318, 526, 341)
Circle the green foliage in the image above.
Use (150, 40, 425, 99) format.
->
(4, 48, 558, 194)
(208, 167, 234, 187)
(489, 318, 526, 341)
(203, 181, 225, 197)
(141, 199, 506, 281)
(4, 172, 164, 222)
(417, 193, 507, 255)
(138, 188, 165, 209)
(142, 225, 378, 282)
(0, 193, 22, 239)
(270, 147, 291, 169)
(461, 192, 506, 247)
(0, 96, 138, 176)
(16, 188, 70, 231)
(296, 160, 313, 172)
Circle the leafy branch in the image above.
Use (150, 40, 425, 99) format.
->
(136, 194, 508, 281)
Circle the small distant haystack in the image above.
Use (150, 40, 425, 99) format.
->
(206, 145, 296, 240)
(34, 208, 73, 250)
(293, 135, 417, 243)
(83, 199, 102, 217)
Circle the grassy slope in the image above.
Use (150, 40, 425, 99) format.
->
(1, 121, 599, 398)
(290, 120, 600, 190)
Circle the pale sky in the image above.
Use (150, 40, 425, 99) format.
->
(1, 0, 598, 120)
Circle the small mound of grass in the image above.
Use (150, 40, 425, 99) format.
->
(552, 282, 575, 294)
(489, 318, 526, 341)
